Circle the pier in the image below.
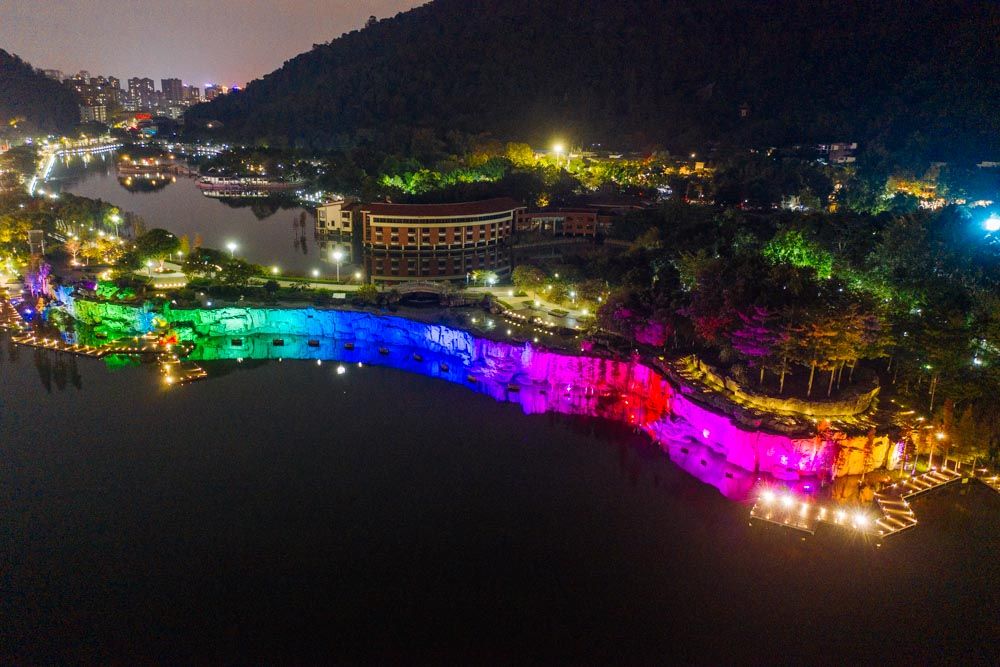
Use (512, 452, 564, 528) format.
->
(750, 466, 965, 538)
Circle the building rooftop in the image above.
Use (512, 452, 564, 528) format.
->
(362, 198, 524, 217)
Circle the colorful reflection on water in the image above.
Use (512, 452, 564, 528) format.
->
(55, 298, 835, 501)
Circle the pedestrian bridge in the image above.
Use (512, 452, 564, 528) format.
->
(393, 281, 452, 297)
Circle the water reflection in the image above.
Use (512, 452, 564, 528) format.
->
(30, 347, 83, 393)
(118, 174, 174, 193)
(365, 246, 511, 283)
(134, 330, 782, 501)
(62, 164, 318, 272)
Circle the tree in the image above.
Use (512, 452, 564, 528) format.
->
(762, 229, 833, 279)
(355, 284, 379, 304)
(220, 259, 255, 286)
(511, 265, 546, 294)
(791, 313, 839, 397)
(134, 228, 180, 270)
(505, 142, 535, 167)
(63, 237, 81, 266)
(730, 305, 786, 385)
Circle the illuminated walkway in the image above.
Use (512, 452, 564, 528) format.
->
(750, 467, 964, 538)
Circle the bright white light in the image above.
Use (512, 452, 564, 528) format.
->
(332, 248, 345, 262)
(760, 490, 775, 504)
(271, 266, 279, 274)
(984, 214, 1000, 233)
(311, 269, 319, 277)
(780, 495, 793, 508)
(702, 429, 711, 439)
(336, 365, 346, 375)
(854, 513, 869, 528)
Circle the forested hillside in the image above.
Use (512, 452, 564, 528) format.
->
(186, 0, 1000, 160)
(0, 50, 78, 134)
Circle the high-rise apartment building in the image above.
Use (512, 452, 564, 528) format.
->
(161, 78, 183, 104)
(128, 77, 155, 109)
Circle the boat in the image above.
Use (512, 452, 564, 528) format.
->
(196, 176, 302, 196)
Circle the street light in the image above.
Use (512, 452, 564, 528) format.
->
(226, 241, 238, 258)
(271, 266, 280, 275)
(331, 247, 345, 282)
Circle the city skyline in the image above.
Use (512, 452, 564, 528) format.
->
(0, 0, 424, 88)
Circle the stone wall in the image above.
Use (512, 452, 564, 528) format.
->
(685, 356, 880, 418)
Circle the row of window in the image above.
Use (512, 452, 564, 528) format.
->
(367, 212, 516, 225)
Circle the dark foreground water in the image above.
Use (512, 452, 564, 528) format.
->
(2, 339, 999, 664)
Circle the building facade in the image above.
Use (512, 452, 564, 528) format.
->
(161, 78, 183, 104)
(128, 78, 155, 109)
(362, 198, 522, 252)
(359, 198, 523, 283)
(515, 207, 619, 237)
(316, 198, 360, 236)
(79, 104, 108, 123)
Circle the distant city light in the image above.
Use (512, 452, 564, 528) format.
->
(984, 214, 1000, 233)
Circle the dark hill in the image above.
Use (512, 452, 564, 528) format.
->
(0, 50, 79, 134)
(186, 0, 1000, 160)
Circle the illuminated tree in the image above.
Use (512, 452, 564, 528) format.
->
(511, 265, 546, 294)
(730, 305, 787, 384)
(762, 228, 833, 278)
(134, 228, 180, 270)
(63, 237, 81, 266)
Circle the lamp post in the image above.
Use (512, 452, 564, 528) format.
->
(226, 241, 237, 258)
(331, 247, 344, 282)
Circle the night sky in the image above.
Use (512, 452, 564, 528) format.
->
(0, 0, 424, 87)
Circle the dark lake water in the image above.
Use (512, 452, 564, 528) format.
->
(57, 159, 324, 274)
(2, 334, 999, 663)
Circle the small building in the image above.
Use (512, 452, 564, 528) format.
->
(516, 208, 601, 237)
(316, 198, 361, 236)
(134, 261, 188, 290)
(818, 142, 858, 164)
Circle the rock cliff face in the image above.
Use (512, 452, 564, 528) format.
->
(65, 299, 898, 486)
